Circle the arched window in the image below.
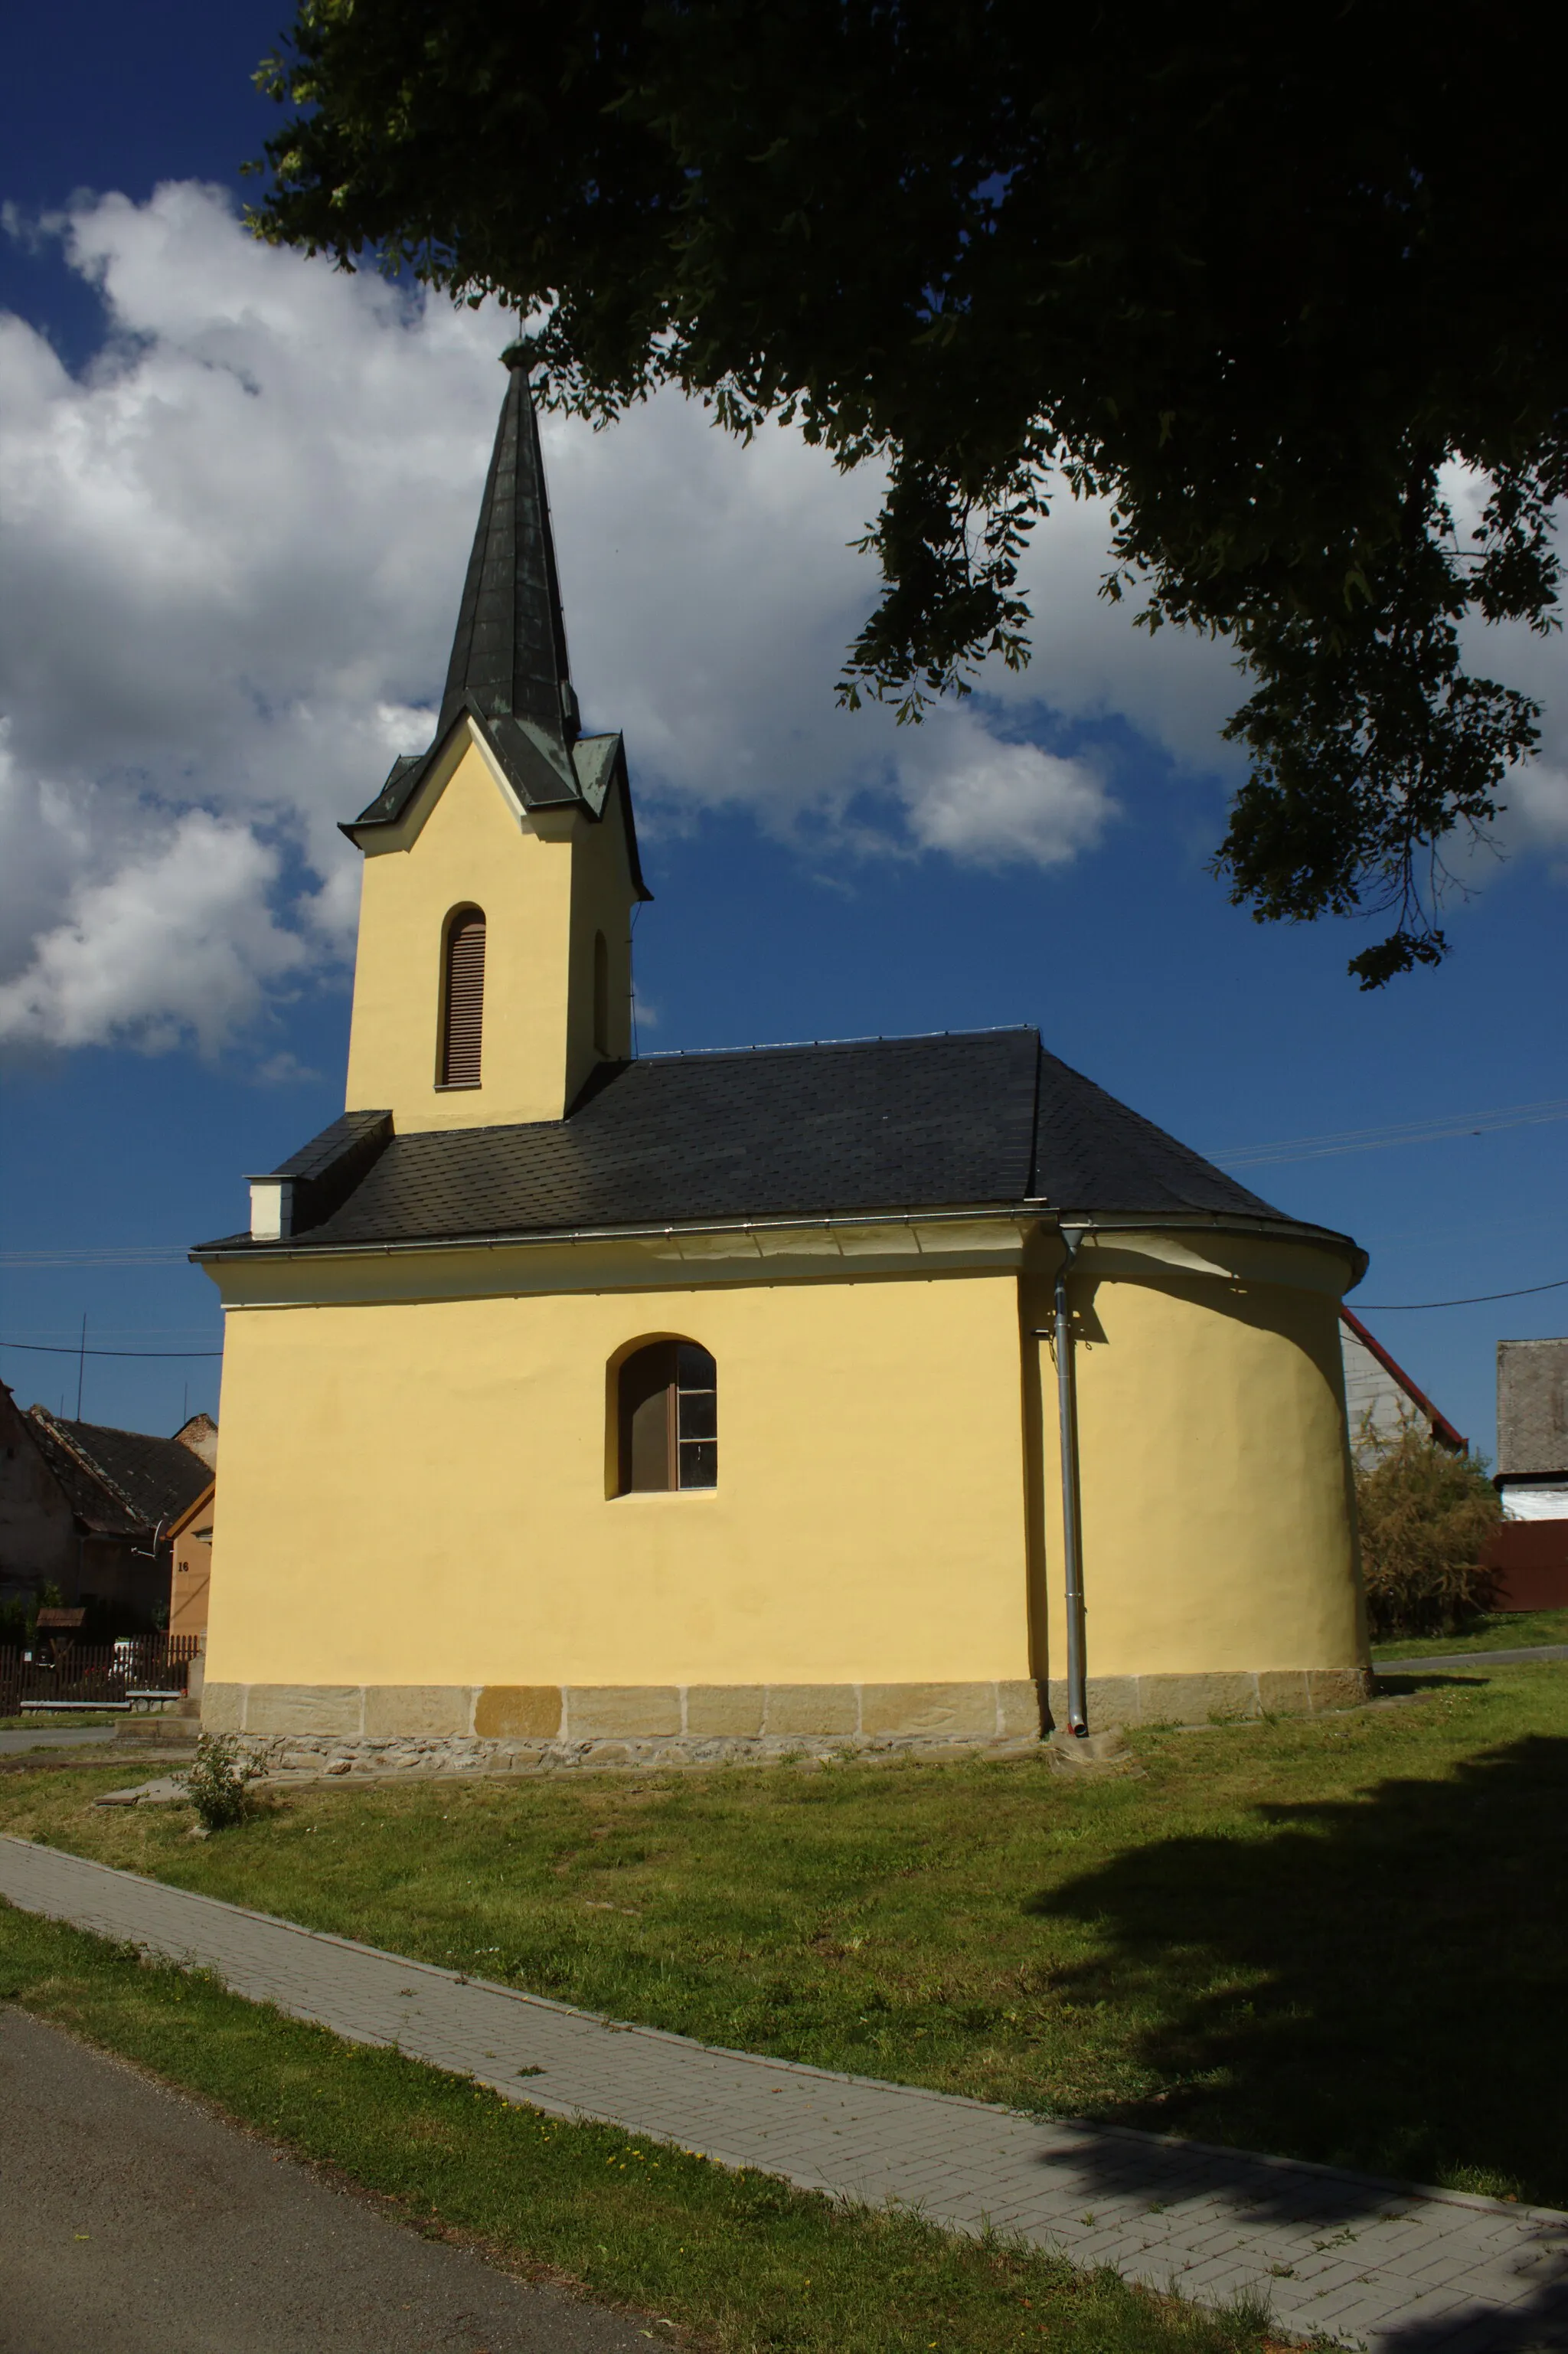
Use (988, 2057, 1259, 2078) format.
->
(592, 929, 610, 1058)
(616, 1340, 717, 1493)
(439, 907, 485, 1088)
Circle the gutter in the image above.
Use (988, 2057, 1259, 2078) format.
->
(192, 1202, 1364, 1273)
(1017, 1211, 1367, 1741)
(1050, 1228, 1090, 1736)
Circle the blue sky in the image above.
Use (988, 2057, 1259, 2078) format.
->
(2, 1, 1564, 1456)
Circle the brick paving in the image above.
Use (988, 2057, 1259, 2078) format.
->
(3, 1835, 1565, 2352)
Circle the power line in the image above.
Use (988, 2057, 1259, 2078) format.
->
(1, 1329, 217, 1342)
(0, 1339, 223, 1359)
(1214, 1095, 1568, 1170)
(1355, 1275, 1568, 1311)
(0, 1246, 190, 1267)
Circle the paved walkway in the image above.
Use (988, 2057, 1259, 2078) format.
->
(3, 1836, 1565, 2352)
(1376, 1645, 1568, 1674)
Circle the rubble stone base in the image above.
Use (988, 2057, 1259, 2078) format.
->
(229, 1730, 1044, 1779)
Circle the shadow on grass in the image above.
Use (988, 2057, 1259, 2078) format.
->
(1371, 1674, 1491, 1692)
(1018, 1733, 1568, 2345)
(1016, 1740, 1566, 2212)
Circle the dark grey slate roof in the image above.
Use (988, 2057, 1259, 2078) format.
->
(439, 351, 577, 750)
(342, 358, 650, 894)
(263, 1108, 392, 1234)
(28, 1414, 214, 1536)
(195, 1028, 1351, 1259)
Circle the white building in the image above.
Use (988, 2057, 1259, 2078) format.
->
(1339, 1309, 1465, 1463)
(1494, 1339, 1568, 1521)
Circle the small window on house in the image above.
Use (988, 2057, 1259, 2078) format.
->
(616, 1340, 717, 1493)
(592, 929, 610, 1058)
(439, 906, 485, 1087)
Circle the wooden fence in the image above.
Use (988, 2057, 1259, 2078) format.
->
(0, 1636, 201, 1718)
(1484, 1519, 1568, 1613)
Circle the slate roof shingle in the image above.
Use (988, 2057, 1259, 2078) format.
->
(344, 361, 650, 892)
(28, 1414, 214, 1536)
(196, 1028, 1351, 1259)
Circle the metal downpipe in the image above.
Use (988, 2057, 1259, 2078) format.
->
(1054, 1230, 1089, 1736)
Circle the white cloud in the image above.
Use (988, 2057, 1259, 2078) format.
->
(1506, 762, 1568, 864)
(28, 182, 1567, 1056)
(892, 710, 1114, 866)
(0, 807, 308, 1051)
(0, 182, 505, 1053)
(542, 384, 1132, 866)
(0, 181, 1230, 1059)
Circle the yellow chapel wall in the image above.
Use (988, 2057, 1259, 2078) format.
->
(564, 773, 635, 1100)
(200, 1229, 1368, 1738)
(343, 731, 635, 1130)
(203, 1269, 1032, 1697)
(1024, 1246, 1365, 1709)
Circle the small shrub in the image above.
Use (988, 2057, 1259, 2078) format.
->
(185, 1734, 272, 1831)
(0, 1581, 69, 1647)
(1355, 1421, 1501, 1640)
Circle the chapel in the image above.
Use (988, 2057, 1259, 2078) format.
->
(194, 355, 1371, 1761)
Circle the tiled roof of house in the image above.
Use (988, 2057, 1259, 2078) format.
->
(1496, 1337, 1568, 1478)
(196, 1028, 1358, 1260)
(27, 1413, 215, 1536)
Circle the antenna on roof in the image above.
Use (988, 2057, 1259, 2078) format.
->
(76, 1314, 86, 1422)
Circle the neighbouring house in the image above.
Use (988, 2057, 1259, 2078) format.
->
(191, 356, 1374, 1764)
(0, 1381, 79, 1610)
(168, 1476, 217, 1640)
(1339, 1309, 1465, 1460)
(0, 1398, 215, 1631)
(174, 1411, 219, 1473)
(1486, 1339, 1568, 1611)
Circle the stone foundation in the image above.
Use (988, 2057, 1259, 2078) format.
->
(1060, 1666, 1374, 1725)
(201, 1667, 1373, 1774)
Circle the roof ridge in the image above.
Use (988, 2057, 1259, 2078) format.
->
(640, 1024, 1039, 1064)
(28, 1408, 147, 1525)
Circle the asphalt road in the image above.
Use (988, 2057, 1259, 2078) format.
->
(0, 1727, 119, 1755)
(0, 2008, 655, 2354)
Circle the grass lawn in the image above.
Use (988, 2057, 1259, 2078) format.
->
(0, 1908, 1271, 2354)
(2, 1666, 1564, 2211)
(1370, 1606, 1568, 1660)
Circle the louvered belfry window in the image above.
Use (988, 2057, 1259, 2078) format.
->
(439, 907, 485, 1088)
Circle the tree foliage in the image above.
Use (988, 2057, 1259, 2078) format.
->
(250, 2, 1568, 980)
(1354, 1423, 1501, 1640)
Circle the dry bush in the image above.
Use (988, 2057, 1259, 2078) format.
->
(185, 1734, 276, 1831)
(1355, 1421, 1501, 1640)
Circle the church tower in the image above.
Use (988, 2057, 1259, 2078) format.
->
(341, 352, 648, 1132)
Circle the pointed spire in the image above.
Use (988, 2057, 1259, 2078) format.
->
(345, 346, 647, 881)
(439, 351, 581, 747)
